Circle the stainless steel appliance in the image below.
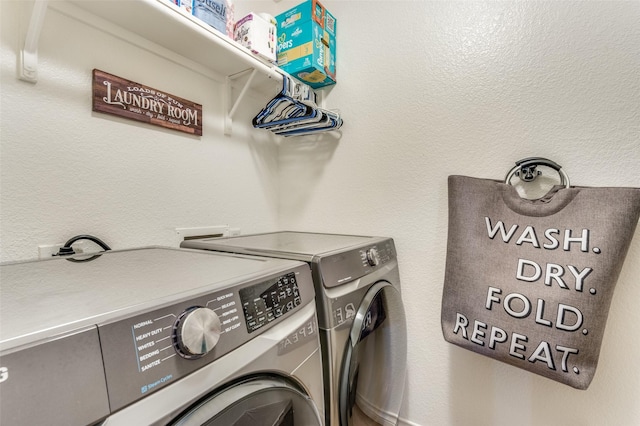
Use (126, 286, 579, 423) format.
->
(182, 232, 408, 426)
(0, 247, 324, 426)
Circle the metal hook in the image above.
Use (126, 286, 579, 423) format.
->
(516, 164, 542, 182)
(505, 157, 570, 188)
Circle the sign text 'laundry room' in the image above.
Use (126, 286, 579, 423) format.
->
(92, 69, 202, 136)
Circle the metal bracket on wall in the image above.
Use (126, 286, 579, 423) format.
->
(19, 0, 49, 83)
(224, 68, 258, 136)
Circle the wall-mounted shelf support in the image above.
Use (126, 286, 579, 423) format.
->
(19, 0, 49, 83)
(224, 68, 259, 136)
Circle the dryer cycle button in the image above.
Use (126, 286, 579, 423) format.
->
(173, 307, 221, 359)
(366, 248, 380, 266)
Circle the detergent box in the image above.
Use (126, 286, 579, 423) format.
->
(275, 0, 337, 88)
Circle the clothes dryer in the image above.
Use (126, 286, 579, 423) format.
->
(0, 247, 324, 426)
(182, 232, 408, 426)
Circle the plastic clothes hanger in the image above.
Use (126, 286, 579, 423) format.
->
(252, 74, 343, 136)
(276, 111, 342, 136)
(253, 75, 300, 125)
(255, 95, 318, 129)
(253, 76, 313, 127)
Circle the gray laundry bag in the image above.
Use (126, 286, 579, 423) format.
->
(441, 174, 640, 389)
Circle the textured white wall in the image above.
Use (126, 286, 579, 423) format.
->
(274, 1, 640, 425)
(1, 1, 639, 426)
(1, 1, 281, 261)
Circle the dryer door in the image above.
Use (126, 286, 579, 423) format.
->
(171, 376, 322, 426)
(339, 281, 407, 426)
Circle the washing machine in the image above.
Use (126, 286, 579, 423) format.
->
(182, 232, 408, 426)
(0, 247, 324, 426)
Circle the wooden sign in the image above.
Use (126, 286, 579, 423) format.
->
(92, 69, 202, 136)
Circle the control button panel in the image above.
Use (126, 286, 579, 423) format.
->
(320, 239, 397, 289)
(240, 272, 301, 333)
(126, 290, 242, 376)
(98, 268, 309, 412)
(359, 244, 394, 269)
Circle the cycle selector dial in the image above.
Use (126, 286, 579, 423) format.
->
(173, 307, 221, 359)
(366, 248, 380, 266)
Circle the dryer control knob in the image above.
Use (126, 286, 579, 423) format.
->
(173, 307, 221, 359)
(366, 248, 380, 266)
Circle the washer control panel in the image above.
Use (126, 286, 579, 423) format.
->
(240, 272, 301, 333)
(98, 267, 311, 412)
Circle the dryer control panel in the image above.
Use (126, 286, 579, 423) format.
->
(98, 266, 312, 413)
(318, 238, 397, 288)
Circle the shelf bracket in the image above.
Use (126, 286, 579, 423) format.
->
(224, 68, 258, 136)
(19, 0, 49, 83)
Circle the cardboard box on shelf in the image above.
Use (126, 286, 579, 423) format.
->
(275, 0, 336, 89)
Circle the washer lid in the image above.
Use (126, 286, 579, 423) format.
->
(0, 247, 303, 350)
(183, 232, 398, 290)
(187, 232, 380, 256)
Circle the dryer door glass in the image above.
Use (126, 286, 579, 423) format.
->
(171, 376, 322, 426)
(339, 281, 407, 426)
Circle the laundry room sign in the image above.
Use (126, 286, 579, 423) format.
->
(440, 174, 640, 389)
(92, 69, 202, 136)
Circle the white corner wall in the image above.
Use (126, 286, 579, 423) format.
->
(274, 1, 640, 425)
(1, 1, 639, 425)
